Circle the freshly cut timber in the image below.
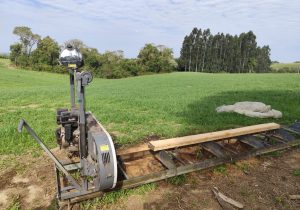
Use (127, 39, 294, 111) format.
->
(148, 123, 280, 151)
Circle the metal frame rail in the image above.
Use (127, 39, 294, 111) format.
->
(18, 120, 300, 206)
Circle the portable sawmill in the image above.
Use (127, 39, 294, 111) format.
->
(18, 44, 300, 205)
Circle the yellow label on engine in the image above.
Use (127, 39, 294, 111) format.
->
(100, 144, 109, 152)
(68, 63, 76, 68)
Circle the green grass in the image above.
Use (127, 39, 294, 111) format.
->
(262, 150, 284, 157)
(235, 162, 250, 173)
(5, 195, 21, 210)
(166, 174, 187, 186)
(1, 58, 300, 154)
(213, 165, 227, 175)
(81, 183, 156, 209)
(292, 169, 300, 177)
(0, 58, 11, 67)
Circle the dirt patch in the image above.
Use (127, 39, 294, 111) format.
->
(12, 176, 29, 184)
(26, 185, 44, 203)
(116, 188, 172, 210)
(5, 104, 41, 113)
(284, 152, 300, 169)
(0, 170, 17, 190)
(124, 155, 164, 177)
(143, 134, 161, 142)
(106, 148, 300, 210)
(0, 152, 57, 209)
(20, 104, 40, 109)
(0, 147, 299, 209)
(0, 190, 9, 206)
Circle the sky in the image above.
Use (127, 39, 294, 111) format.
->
(0, 0, 299, 62)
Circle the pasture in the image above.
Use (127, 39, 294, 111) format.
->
(271, 62, 300, 72)
(1, 58, 300, 155)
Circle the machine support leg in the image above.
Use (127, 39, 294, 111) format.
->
(55, 165, 62, 200)
(18, 119, 82, 190)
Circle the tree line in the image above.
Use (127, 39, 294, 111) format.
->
(178, 28, 271, 73)
(9, 26, 273, 78)
(9, 26, 177, 78)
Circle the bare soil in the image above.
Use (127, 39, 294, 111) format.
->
(0, 152, 57, 209)
(0, 148, 299, 210)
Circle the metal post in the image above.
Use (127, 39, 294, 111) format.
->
(69, 70, 76, 110)
(55, 165, 62, 200)
(77, 73, 87, 158)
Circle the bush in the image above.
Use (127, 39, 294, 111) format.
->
(271, 67, 299, 73)
(0, 53, 9, 59)
(138, 44, 177, 73)
(17, 55, 30, 68)
(32, 63, 65, 73)
(100, 64, 130, 79)
(120, 59, 140, 76)
(9, 36, 178, 79)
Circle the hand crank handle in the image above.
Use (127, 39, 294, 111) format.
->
(18, 119, 25, 133)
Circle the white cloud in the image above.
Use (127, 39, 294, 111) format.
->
(0, 0, 299, 62)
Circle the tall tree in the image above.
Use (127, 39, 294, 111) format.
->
(13, 26, 40, 56)
(9, 43, 22, 65)
(179, 36, 190, 71)
(31, 36, 60, 66)
(138, 44, 176, 72)
(64, 39, 86, 50)
(138, 44, 161, 72)
(201, 29, 211, 72)
(179, 28, 271, 73)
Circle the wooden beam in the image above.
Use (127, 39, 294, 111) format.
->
(148, 123, 280, 151)
(239, 136, 265, 149)
(201, 142, 228, 158)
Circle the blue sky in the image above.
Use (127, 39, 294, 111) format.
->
(1, 0, 299, 62)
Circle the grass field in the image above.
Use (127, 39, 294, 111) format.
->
(271, 62, 300, 72)
(1, 58, 300, 155)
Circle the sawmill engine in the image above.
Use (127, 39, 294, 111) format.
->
(56, 108, 80, 156)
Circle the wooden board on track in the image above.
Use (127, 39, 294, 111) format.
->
(148, 123, 280, 151)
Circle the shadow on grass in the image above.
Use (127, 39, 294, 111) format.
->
(176, 89, 300, 136)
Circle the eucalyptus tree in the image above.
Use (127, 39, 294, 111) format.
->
(13, 26, 40, 56)
(179, 28, 271, 73)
